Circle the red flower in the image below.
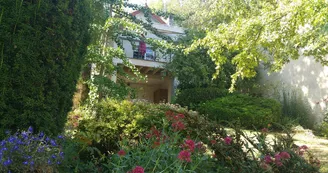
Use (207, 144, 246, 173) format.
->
(152, 141, 161, 148)
(184, 139, 195, 152)
(178, 150, 191, 162)
(224, 136, 232, 145)
(150, 127, 161, 137)
(172, 121, 185, 131)
(118, 150, 126, 157)
(145, 133, 152, 139)
(177, 113, 185, 119)
(166, 110, 173, 116)
(210, 140, 216, 145)
(131, 166, 144, 173)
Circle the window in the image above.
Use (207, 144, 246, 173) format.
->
(145, 47, 155, 61)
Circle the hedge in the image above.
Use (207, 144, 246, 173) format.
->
(198, 94, 282, 129)
(0, 0, 91, 138)
(175, 88, 228, 108)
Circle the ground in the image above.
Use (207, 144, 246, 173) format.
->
(292, 131, 328, 172)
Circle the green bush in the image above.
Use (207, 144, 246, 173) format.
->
(73, 99, 221, 153)
(175, 88, 229, 108)
(198, 94, 282, 129)
(0, 1, 91, 137)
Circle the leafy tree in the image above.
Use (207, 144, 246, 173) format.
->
(186, 0, 328, 91)
(0, 0, 91, 137)
(166, 30, 234, 90)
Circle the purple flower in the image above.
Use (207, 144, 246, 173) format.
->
(21, 132, 28, 139)
(8, 136, 16, 143)
(51, 154, 57, 159)
(30, 161, 34, 166)
(50, 140, 57, 147)
(1, 140, 6, 146)
(37, 146, 45, 152)
(57, 161, 61, 165)
(3, 158, 12, 166)
(57, 135, 64, 139)
(28, 126, 33, 133)
(47, 159, 52, 165)
(264, 155, 273, 164)
(60, 151, 64, 158)
(23, 161, 28, 165)
(39, 132, 44, 139)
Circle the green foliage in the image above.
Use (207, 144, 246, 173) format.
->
(166, 31, 236, 90)
(103, 126, 220, 172)
(206, 126, 320, 173)
(198, 94, 282, 129)
(0, 0, 91, 137)
(175, 88, 228, 109)
(185, 0, 328, 91)
(68, 100, 319, 173)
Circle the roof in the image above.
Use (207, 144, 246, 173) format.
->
(131, 10, 167, 25)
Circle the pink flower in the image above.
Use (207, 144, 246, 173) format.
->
(261, 128, 268, 133)
(275, 161, 283, 167)
(196, 142, 203, 149)
(131, 166, 144, 173)
(299, 145, 308, 150)
(178, 150, 191, 162)
(172, 121, 185, 131)
(118, 150, 126, 157)
(274, 153, 281, 161)
(279, 152, 290, 159)
(184, 139, 195, 152)
(260, 162, 271, 170)
(274, 153, 283, 166)
(224, 136, 232, 145)
(264, 155, 273, 164)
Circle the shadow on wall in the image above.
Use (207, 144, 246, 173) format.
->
(259, 55, 328, 126)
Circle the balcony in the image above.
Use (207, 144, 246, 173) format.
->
(132, 48, 172, 63)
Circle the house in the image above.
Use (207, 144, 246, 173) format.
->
(112, 10, 184, 103)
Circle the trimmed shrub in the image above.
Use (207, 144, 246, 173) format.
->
(175, 88, 228, 108)
(0, 1, 91, 137)
(198, 94, 282, 129)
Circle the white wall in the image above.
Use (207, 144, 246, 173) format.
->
(259, 55, 328, 122)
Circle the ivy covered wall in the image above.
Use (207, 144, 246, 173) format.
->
(0, 0, 91, 137)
